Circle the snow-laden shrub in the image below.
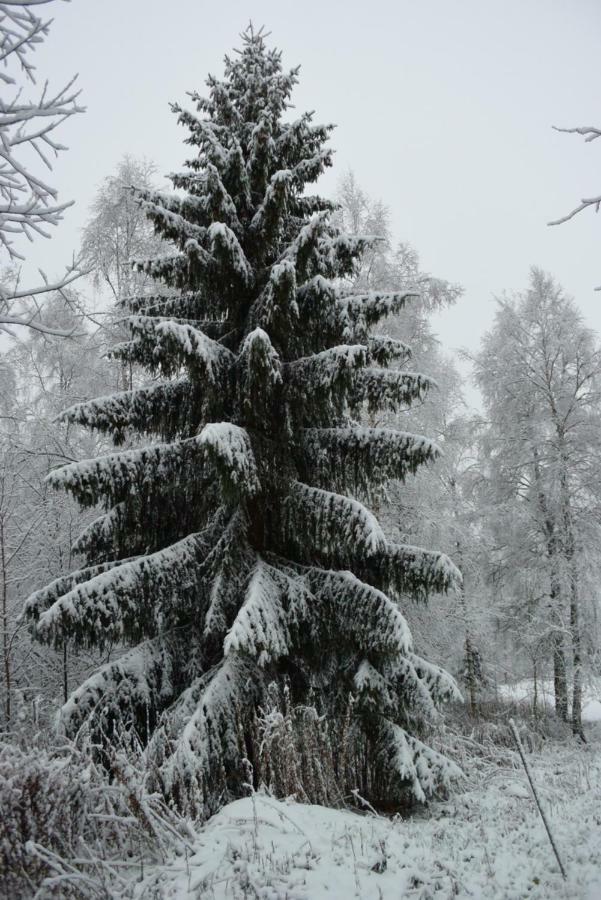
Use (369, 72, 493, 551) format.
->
(449, 696, 568, 753)
(430, 696, 575, 791)
(0, 741, 88, 897)
(0, 736, 194, 898)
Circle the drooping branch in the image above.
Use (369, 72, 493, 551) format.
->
(548, 195, 601, 227)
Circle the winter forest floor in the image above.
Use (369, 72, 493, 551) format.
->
(5, 701, 601, 897)
(137, 720, 601, 900)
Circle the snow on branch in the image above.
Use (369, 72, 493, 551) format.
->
(72, 504, 126, 557)
(237, 327, 283, 422)
(137, 179, 241, 235)
(126, 290, 231, 327)
(548, 124, 601, 288)
(354, 659, 394, 710)
(144, 318, 234, 378)
(288, 343, 367, 377)
(199, 422, 261, 497)
(292, 148, 333, 185)
(286, 480, 385, 559)
(202, 512, 257, 638)
(0, 1, 87, 333)
(223, 560, 309, 664)
(301, 426, 440, 494)
(249, 168, 294, 234)
(136, 194, 207, 245)
(337, 290, 418, 342)
(283, 212, 375, 282)
(46, 434, 208, 508)
(305, 568, 412, 655)
(154, 655, 261, 817)
(207, 221, 252, 283)
(379, 541, 462, 599)
(362, 653, 459, 726)
(368, 335, 413, 366)
(276, 113, 335, 160)
(61, 378, 197, 445)
(376, 719, 462, 803)
(0, 262, 87, 336)
(58, 631, 184, 736)
(49, 422, 258, 508)
(284, 484, 460, 598)
(548, 194, 601, 227)
(22, 556, 137, 623)
(286, 344, 369, 419)
(385, 655, 440, 721)
(115, 317, 235, 380)
(355, 368, 433, 414)
(247, 258, 298, 331)
(552, 124, 601, 143)
(34, 532, 210, 649)
(406, 652, 462, 705)
(132, 219, 253, 291)
(170, 102, 230, 167)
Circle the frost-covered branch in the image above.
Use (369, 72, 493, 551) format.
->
(0, 261, 86, 335)
(548, 122, 601, 289)
(0, 1, 87, 332)
(548, 195, 601, 227)
(552, 124, 601, 143)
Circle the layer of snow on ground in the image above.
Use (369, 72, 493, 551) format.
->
(139, 728, 601, 899)
(499, 677, 601, 722)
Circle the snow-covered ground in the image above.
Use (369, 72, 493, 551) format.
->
(138, 725, 601, 899)
(498, 677, 601, 723)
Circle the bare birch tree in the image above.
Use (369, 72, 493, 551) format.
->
(475, 268, 601, 735)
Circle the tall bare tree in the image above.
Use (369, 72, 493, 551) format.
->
(475, 268, 601, 735)
(81, 155, 165, 389)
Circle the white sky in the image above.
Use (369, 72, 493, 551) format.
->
(21, 0, 601, 364)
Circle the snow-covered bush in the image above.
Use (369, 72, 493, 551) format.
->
(0, 741, 88, 897)
(0, 736, 193, 898)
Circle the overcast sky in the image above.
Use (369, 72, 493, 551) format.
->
(24, 0, 601, 368)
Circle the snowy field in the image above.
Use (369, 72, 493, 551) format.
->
(137, 725, 601, 899)
(498, 678, 601, 723)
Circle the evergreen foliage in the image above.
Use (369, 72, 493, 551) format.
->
(25, 27, 461, 816)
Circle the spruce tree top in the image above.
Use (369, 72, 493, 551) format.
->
(25, 27, 461, 815)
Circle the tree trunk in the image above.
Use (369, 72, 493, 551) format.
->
(465, 634, 478, 716)
(569, 565, 585, 740)
(533, 660, 538, 717)
(553, 633, 568, 721)
(63, 643, 69, 705)
(449, 477, 478, 716)
(532, 448, 568, 722)
(557, 446, 585, 740)
(0, 517, 10, 730)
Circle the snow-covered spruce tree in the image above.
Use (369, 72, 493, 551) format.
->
(24, 28, 461, 815)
